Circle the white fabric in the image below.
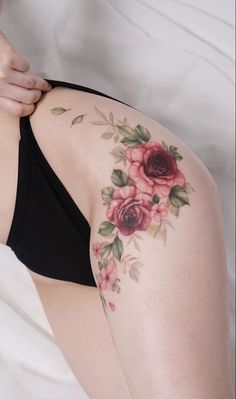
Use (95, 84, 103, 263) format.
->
(0, 0, 235, 397)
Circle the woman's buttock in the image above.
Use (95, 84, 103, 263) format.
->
(0, 106, 131, 399)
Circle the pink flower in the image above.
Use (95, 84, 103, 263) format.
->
(97, 259, 117, 291)
(107, 186, 153, 236)
(93, 242, 103, 259)
(109, 302, 116, 311)
(126, 141, 185, 198)
(150, 202, 168, 224)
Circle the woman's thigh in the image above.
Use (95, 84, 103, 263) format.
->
(1, 87, 233, 396)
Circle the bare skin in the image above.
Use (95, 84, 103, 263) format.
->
(0, 87, 234, 398)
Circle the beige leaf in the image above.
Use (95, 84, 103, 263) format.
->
(170, 203, 180, 217)
(163, 219, 174, 230)
(71, 114, 87, 126)
(114, 134, 120, 143)
(133, 238, 141, 252)
(131, 261, 143, 268)
(183, 182, 196, 194)
(147, 223, 167, 242)
(127, 236, 133, 245)
(101, 131, 114, 139)
(167, 199, 180, 217)
(109, 111, 115, 124)
(50, 107, 71, 115)
(95, 107, 110, 122)
(91, 121, 110, 126)
(147, 223, 161, 237)
(129, 266, 140, 282)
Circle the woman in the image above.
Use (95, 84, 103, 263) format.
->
(0, 77, 234, 398)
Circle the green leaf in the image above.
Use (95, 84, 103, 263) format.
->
(134, 124, 151, 142)
(116, 125, 137, 140)
(112, 236, 124, 261)
(100, 244, 113, 259)
(168, 145, 183, 161)
(111, 169, 129, 187)
(174, 154, 183, 161)
(98, 221, 115, 236)
(169, 145, 178, 153)
(120, 137, 142, 147)
(50, 107, 71, 115)
(98, 261, 104, 270)
(102, 187, 114, 204)
(110, 147, 126, 164)
(169, 185, 190, 207)
(71, 114, 87, 126)
(162, 140, 169, 150)
(100, 295, 107, 313)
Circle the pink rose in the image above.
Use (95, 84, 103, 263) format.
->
(107, 186, 152, 236)
(126, 141, 185, 197)
(150, 202, 168, 224)
(97, 258, 117, 291)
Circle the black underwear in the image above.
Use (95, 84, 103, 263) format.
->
(6, 79, 131, 287)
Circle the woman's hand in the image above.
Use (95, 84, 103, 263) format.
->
(0, 31, 51, 116)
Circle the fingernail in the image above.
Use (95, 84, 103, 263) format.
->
(43, 82, 52, 91)
(46, 84, 52, 91)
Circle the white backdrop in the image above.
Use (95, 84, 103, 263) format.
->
(0, 1, 235, 398)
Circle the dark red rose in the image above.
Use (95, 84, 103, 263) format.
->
(126, 141, 185, 197)
(107, 186, 152, 236)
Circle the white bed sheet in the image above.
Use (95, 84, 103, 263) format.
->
(0, 0, 235, 397)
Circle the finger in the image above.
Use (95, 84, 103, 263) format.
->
(0, 31, 29, 73)
(0, 96, 35, 117)
(3, 49, 30, 73)
(0, 82, 42, 105)
(7, 69, 52, 92)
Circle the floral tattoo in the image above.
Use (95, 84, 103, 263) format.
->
(91, 108, 195, 314)
(50, 106, 195, 314)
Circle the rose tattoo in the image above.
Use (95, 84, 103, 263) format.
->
(90, 109, 195, 313)
(50, 105, 195, 313)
